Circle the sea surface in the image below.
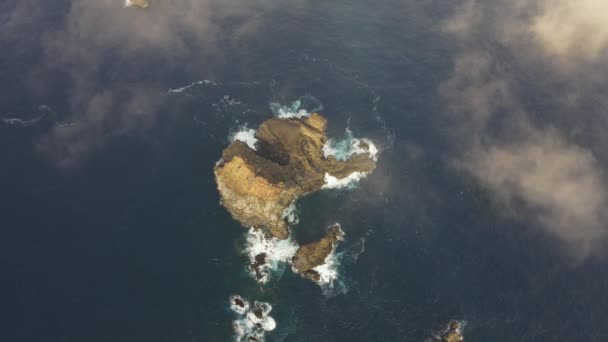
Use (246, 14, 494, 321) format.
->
(1, 1, 607, 341)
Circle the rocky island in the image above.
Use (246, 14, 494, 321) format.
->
(215, 112, 376, 284)
(219, 111, 378, 339)
(214, 113, 376, 240)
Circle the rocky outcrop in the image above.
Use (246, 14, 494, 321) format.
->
(249, 252, 268, 282)
(442, 321, 464, 342)
(292, 224, 344, 282)
(214, 113, 376, 239)
(427, 321, 464, 342)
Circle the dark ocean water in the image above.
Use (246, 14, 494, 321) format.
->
(1, 1, 607, 341)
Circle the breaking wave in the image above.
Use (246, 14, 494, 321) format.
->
(312, 225, 348, 297)
(230, 296, 276, 342)
(317, 229, 373, 298)
(281, 202, 299, 225)
(2, 105, 54, 128)
(229, 295, 250, 315)
(317, 251, 348, 298)
(321, 127, 378, 190)
(230, 125, 258, 150)
(322, 171, 369, 190)
(269, 95, 323, 119)
(323, 128, 379, 161)
(313, 227, 346, 297)
(167, 80, 215, 93)
(244, 228, 299, 284)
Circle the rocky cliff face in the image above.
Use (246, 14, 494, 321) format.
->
(214, 113, 376, 239)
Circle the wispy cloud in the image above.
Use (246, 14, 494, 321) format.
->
(1, 0, 309, 167)
(443, 0, 608, 70)
(530, 0, 608, 63)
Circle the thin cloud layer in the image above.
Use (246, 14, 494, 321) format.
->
(530, 0, 608, 62)
(2, 0, 307, 167)
(443, 0, 608, 69)
(440, 45, 608, 258)
(460, 131, 607, 259)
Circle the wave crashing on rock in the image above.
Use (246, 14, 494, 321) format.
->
(244, 228, 299, 283)
(230, 295, 276, 342)
(426, 320, 465, 342)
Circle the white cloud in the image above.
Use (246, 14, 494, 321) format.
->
(0, 0, 311, 167)
(443, 0, 608, 70)
(530, 0, 608, 62)
(459, 131, 607, 258)
(439, 45, 608, 258)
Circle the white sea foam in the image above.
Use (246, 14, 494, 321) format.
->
(229, 295, 250, 315)
(321, 131, 378, 188)
(230, 297, 276, 342)
(281, 202, 299, 225)
(361, 138, 379, 160)
(2, 117, 40, 127)
(244, 228, 299, 284)
(230, 126, 258, 150)
(2, 109, 49, 128)
(269, 96, 323, 119)
(323, 128, 378, 162)
(312, 226, 345, 287)
(270, 99, 310, 119)
(167, 80, 216, 93)
(246, 309, 276, 331)
(313, 252, 342, 289)
(322, 171, 369, 190)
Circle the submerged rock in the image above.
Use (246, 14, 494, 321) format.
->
(249, 252, 268, 281)
(214, 113, 376, 239)
(292, 224, 344, 282)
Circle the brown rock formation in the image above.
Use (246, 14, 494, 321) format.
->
(441, 321, 464, 342)
(214, 113, 376, 239)
(292, 224, 344, 282)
